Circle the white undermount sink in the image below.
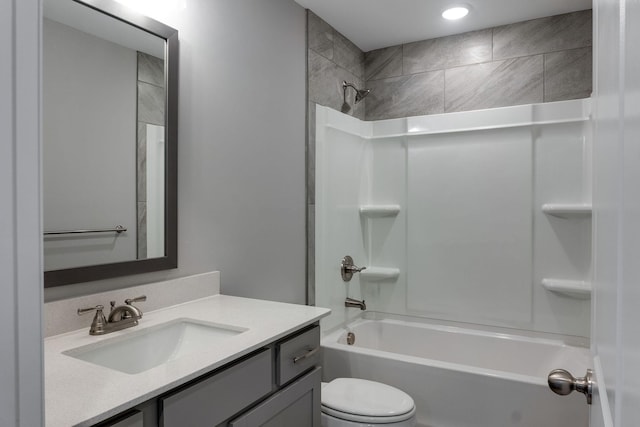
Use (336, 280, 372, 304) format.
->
(63, 318, 248, 374)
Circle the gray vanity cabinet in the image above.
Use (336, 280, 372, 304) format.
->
(96, 324, 321, 427)
(160, 348, 273, 426)
(160, 324, 321, 427)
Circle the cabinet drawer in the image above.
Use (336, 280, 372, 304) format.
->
(97, 410, 144, 427)
(277, 325, 320, 386)
(160, 348, 272, 427)
(229, 367, 322, 427)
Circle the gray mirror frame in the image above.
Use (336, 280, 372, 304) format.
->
(44, 0, 178, 287)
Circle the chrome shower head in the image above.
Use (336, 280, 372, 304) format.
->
(342, 81, 371, 107)
(355, 88, 371, 103)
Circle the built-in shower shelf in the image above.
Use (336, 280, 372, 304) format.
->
(542, 204, 592, 218)
(360, 267, 400, 281)
(359, 205, 401, 218)
(541, 279, 592, 299)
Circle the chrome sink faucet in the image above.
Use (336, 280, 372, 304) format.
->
(78, 295, 146, 335)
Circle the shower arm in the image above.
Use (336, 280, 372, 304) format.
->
(343, 81, 358, 94)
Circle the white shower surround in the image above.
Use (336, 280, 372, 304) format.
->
(322, 313, 590, 427)
(315, 99, 592, 337)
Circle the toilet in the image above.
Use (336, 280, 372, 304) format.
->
(321, 378, 416, 427)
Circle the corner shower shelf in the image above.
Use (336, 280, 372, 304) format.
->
(360, 267, 400, 281)
(359, 205, 401, 218)
(541, 279, 592, 299)
(542, 204, 592, 218)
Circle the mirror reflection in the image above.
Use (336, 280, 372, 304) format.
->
(43, 0, 167, 272)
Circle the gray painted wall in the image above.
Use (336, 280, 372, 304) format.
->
(45, 0, 307, 304)
(43, 18, 138, 271)
(1, 0, 44, 424)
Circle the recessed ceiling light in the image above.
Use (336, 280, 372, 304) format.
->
(442, 6, 469, 20)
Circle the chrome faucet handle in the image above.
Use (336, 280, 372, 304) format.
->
(77, 305, 108, 335)
(341, 255, 367, 282)
(125, 295, 147, 305)
(121, 295, 146, 319)
(77, 304, 104, 315)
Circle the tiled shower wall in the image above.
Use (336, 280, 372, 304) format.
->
(307, 11, 366, 120)
(306, 9, 592, 304)
(307, 9, 592, 122)
(364, 10, 592, 120)
(306, 12, 367, 302)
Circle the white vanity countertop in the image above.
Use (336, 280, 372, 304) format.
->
(45, 295, 331, 427)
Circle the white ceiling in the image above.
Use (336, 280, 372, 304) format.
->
(294, 0, 592, 52)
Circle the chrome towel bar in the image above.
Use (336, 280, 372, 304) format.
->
(44, 225, 127, 235)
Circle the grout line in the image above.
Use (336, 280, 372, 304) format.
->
(542, 54, 546, 102)
(494, 44, 592, 62)
(491, 28, 495, 61)
(442, 68, 447, 113)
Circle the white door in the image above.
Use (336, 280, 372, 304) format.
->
(590, 0, 640, 426)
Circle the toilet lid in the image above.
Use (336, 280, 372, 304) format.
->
(321, 378, 415, 418)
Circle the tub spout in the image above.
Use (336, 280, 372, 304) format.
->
(345, 297, 366, 310)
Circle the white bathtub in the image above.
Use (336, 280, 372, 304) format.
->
(321, 313, 590, 427)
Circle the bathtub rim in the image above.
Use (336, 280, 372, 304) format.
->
(321, 312, 591, 386)
(323, 311, 589, 347)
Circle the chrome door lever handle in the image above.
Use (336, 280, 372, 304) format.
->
(548, 368, 593, 404)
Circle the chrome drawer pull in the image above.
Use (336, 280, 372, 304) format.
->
(292, 347, 319, 364)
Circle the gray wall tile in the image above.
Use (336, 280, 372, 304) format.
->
(334, 30, 365, 79)
(308, 9, 590, 120)
(365, 46, 402, 81)
(367, 11, 591, 120)
(307, 204, 315, 306)
(137, 122, 147, 203)
(137, 52, 164, 87)
(445, 55, 544, 112)
(493, 10, 592, 60)
(308, 49, 365, 119)
(544, 47, 593, 102)
(403, 29, 493, 74)
(307, 9, 365, 120)
(137, 201, 147, 259)
(366, 71, 444, 120)
(137, 81, 165, 125)
(308, 11, 333, 59)
(307, 102, 316, 205)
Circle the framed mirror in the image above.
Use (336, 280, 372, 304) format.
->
(43, 0, 178, 287)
